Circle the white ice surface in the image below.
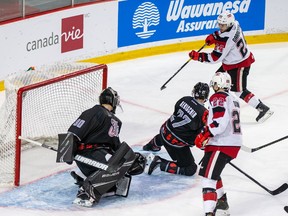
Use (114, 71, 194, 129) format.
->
(0, 42, 288, 215)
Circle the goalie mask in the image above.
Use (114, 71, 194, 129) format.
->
(192, 82, 210, 102)
(99, 87, 121, 113)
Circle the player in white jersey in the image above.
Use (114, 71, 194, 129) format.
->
(189, 11, 273, 123)
(194, 72, 242, 216)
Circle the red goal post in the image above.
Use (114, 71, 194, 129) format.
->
(0, 63, 107, 186)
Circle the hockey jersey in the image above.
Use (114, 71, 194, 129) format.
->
(68, 105, 122, 151)
(205, 91, 242, 158)
(201, 21, 255, 70)
(161, 96, 208, 147)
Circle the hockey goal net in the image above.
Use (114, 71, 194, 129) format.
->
(0, 63, 107, 186)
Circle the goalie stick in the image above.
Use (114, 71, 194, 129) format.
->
(18, 136, 110, 171)
(229, 162, 288, 196)
(19, 136, 58, 152)
(18, 136, 136, 173)
(160, 43, 207, 91)
(241, 135, 288, 153)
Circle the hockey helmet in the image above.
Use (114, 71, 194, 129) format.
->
(210, 72, 232, 91)
(99, 87, 120, 113)
(217, 11, 235, 28)
(192, 82, 210, 101)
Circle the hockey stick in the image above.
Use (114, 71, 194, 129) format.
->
(241, 135, 288, 153)
(18, 136, 130, 173)
(19, 136, 58, 152)
(229, 162, 288, 195)
(160, 43, 207, 91)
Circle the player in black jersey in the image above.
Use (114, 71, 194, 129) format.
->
(58, 87, 146, 207)
(143, 82, 209, 176)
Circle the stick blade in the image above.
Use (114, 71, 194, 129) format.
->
(284, 206, 288, 213)
(160, 85, 166, 91)
(271, 183, 288, 195)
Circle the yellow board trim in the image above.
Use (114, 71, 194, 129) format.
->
(1, 33, 288, 92)
(80, 33, 288, 65)
(0, 81, 4, 91)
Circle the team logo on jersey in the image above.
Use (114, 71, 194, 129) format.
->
(133, 2, 160, 39)
(61, 14, 84, 53)
(108, 119, 120, 137)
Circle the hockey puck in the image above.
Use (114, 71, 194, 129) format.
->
(284, 206, 288, 213)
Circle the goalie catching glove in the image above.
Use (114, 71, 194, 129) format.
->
(194, 126, 213, 149)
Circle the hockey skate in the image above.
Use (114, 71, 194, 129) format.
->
(256, 101, 274, 123)
(73, 187, 96, 207)
(214, 193, 230, 216)
(148, 155, 162, 175)
(142, 142, 161, 152)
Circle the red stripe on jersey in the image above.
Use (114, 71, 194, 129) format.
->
(222, 52, 255, 71)
(211, 52, 220, 61)
(203, 192, 217, 201)
(216, 179, 223, 189)
(213, 109, 225, 119)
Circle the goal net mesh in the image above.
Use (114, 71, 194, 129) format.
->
(0, 63, 107, 186)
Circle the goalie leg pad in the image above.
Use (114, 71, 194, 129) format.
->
(83, 142, 136, 200)
(115, 174, 132, 197)
(127, 152, 146, 176)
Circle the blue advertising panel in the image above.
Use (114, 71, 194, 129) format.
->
(118, 0, 265, 47)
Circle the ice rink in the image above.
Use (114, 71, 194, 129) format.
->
(0, 42, 288, 215)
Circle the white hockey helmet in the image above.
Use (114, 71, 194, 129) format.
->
(217, 11, 235, 28)
(210, 72, 232, 91)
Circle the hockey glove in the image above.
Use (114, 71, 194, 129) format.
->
(189, 50, 199, 60)
(194, 127, 212, 149)
(189, 50, 206, 62)
(205, 31, 219, 46)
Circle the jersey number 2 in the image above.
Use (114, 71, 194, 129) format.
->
(232, 110, 241, 133)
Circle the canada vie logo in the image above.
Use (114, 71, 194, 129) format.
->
(61, 14, 84, 53)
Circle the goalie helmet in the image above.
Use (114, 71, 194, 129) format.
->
(192, 82, 210, 102)
(210, 72, 232, 91)
(99, 87, 120, 113)
(217, 11, 235, 28)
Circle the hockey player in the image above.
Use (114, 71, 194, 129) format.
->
(57, 87, 146, 207)
(143, 82, 209, 176)
(195, 72, 242, 216)
(188, 11, 273, 123)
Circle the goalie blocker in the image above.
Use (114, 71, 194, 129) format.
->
(56, 133, 77, 164)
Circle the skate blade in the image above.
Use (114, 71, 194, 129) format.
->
(215, 209, 230, 216)
(257, 110, 274, 123)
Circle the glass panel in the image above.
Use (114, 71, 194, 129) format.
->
(0, 0, 22, 22)
(74, 0, 104, 5)
(25, 0, 72, 16)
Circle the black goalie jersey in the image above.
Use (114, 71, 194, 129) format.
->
(161, 96, 208, 147)
(68, 105, 122, 151)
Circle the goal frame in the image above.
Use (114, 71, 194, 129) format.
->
(13, 64, 107, 186)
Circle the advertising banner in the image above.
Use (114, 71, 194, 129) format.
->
(0, 2, 117, 79)
(118, 0, 265, 47)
